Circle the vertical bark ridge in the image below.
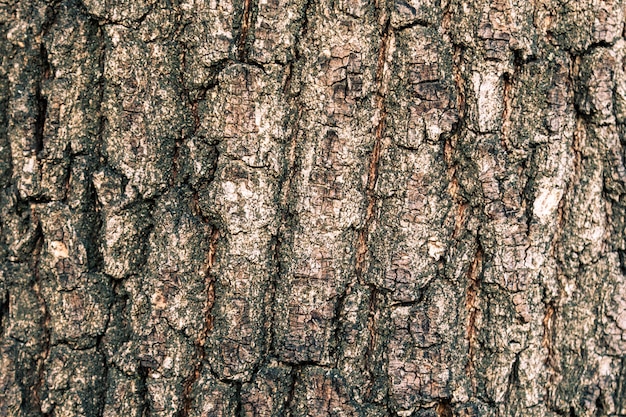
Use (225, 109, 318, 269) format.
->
(269, 0, 312, 362)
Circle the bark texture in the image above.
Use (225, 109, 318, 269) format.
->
(1, 0, 626, 416)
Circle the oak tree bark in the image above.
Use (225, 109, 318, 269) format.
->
(1, 0, 626, 416)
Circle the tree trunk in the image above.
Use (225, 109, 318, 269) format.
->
(1, 0, 626, 416)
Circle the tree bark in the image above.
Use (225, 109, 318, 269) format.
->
(1, 0, 626, 416)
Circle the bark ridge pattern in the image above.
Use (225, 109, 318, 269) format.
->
(1, 0, 626, 416)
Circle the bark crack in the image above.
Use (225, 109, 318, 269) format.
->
(355, 11, 392, 283)
(542, 300, 557, 406)
(363, 285, 385, 401)
(0, 290, 8, 339)
(500, 73, 514, 153)
(465, 237, 483, 389)
(30, 221, 50, 414)
(284, 364, 299, 417)
(236, 0, 255, 61)
(341, 7, 394, 406)
(179, 228, 220, 417)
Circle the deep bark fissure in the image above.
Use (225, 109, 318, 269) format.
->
(30, 224, 49, 414)
(284, 364, 299, 417)
(236, 0, 255, 61)
(465, 237, 484, 386)
(179, 227, 220, 417)
(0, 290, 8, 338)
(542, 300, 557, 374)
(500, 68, 516, 153)
(34, 92, 47, 160)
(354, 7, 391, 282)
(435, 398, 453, 417)
(363, 284, 381, 393)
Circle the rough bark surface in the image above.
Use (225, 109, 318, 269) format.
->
(1, 0, 626, 416)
